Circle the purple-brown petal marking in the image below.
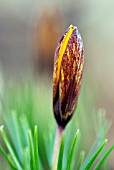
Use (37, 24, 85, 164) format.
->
(53, 25, 84, 128)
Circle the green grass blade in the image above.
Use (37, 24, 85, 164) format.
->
(0, 126, 22, 170)
(3, 110, 23, 162)
(43, 129, 55, 166)
(77, 151, 85, 170)
(0, 145, 17, 170)
(82, 127, 106, 169)
(66, 129, 80, 170)
(84, 139, 107, 170)
(23, 147, 30, 170)
(94, 145, 114, 170)
(11, 111, 23, 163)
(28, 129, 35, 170)
(82, 110, 110, 169)
(82, 139, 98, 169)
(34, 126, 39, 170)
(19, 114, 30, 147)
(57, 135, 64, 170)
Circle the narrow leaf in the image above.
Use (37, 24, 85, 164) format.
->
(11, 111, 23, 163)
(0, 145, 17, 170)
(66, 129, 80, 170)
(3, 110, 23, 163)
(84, 139, 107, 170)
(0, 127, 22, 170)
(23, 147, 30, 170)
(19, 114, 30, 146)
(43, 130, 54, 166)
(94, 145, 114, 170)
(34, 126, 39, 170)
(28, 129, 35, 170)
(57, 135, 64, 170)
(77, 151, 85, 170)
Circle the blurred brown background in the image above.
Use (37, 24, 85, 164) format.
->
(0, 0, 114, 168)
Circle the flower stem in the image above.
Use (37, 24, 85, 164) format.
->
(52, 126, 64, 170)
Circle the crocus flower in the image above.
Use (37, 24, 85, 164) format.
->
(53, 25, 84, 128)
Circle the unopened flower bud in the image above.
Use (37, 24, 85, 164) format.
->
(53, 25, 84, 128)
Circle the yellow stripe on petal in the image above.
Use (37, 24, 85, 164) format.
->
(56, 25, 76, 84)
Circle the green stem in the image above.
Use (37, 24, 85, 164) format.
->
(52, 126, 64, 170)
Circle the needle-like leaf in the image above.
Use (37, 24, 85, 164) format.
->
(0, 126, 22, 170)
(34, 126, 39, 170)
(57, 135, 64, 170)
(84, 139, 107, 170)
(28, 129, 35, 170)
(0, 145, 17, 170)
(94, 145, 114, 170)
(77, 151, 85, 170)
(66, 129, 80, 170)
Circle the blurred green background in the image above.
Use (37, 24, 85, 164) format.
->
(0, 0, 114, 169)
